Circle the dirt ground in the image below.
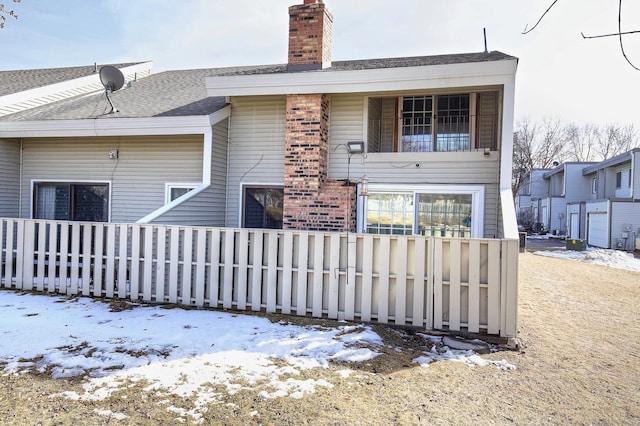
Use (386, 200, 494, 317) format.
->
(1, 252, 639, 425)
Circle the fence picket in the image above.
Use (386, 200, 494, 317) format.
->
(142, 226, 154, 301)
(395, 237, 408, 325)
(58, 223, 69, 294)
(181, 227, 193, 305)
(5, 221, 15, 289)
(412, 236, 426, 327)
(345, 233, 357, 321)
(194, 228, 207, 307)
(81, 224, 92, 296)
(468, 240, 481, 333)
(20, 220, 35, 290)
(448, 239, 462, 331)
(36, 221, 47, 291)
(167, 227, 180, 303)
(69, 222, 81, 294)
(487, 240, 501, 334)
(360, 234, 374, 322)
(281, 232, 294, 314)
(378, 236, 390, 323)
(328, 233, 340, 319)
(93, 224, 104, 297)
(236, 229, 249, 310)
(208, 228, 221, 307)
(105, 224, 116, 298)
(130, 225, 141, 300)
(296, 232, 309, 316)
(251, 230, 264, 312)
(155, 227, 167, 301)
(312, 234, 324, 318)
(433, 238, 443, 330)
(266, 231, 278, 313)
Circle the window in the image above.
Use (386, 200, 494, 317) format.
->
(34, 182, 109, 222)
(616, 171, 622, 188)
(629, 168, 633, 187)
(165, 184, 197, 203)
(592, 177, 598, 194)
(364, 185, 483, 238)
(368, 92, 499, 153)
(243, 186, 284, 229)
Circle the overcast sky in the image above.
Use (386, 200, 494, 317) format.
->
(2, 0, 639, 126)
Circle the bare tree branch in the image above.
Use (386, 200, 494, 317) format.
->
(581, 29, 640, 39)
(618, 0, 640, 71)
(522, 0, 560, 34)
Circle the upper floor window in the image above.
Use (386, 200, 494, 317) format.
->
(616, 171, 622, 189)
(34, 182, 109, 222)
(367, 91, 499, 153)
(592, 177, 598, 194)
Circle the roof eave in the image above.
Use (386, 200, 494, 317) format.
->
(0, 110, 229, 138)
(205, 59, 518, 97)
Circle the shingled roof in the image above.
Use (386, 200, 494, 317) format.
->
(0, 62, 147, 96)
(0, 51, 516, 122)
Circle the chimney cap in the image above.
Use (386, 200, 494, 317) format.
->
(304, 0, 322, 4)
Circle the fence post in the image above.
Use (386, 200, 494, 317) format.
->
(500, 239, 519, 338)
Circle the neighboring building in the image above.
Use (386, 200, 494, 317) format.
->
(542, 162, 597, 237)
(0, 0, 518, 240)
(515, 168, 551, 230)
(582, 149, 640, 249)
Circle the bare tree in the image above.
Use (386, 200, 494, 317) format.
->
(0, 0, 21, 29)
(596, 123, 638, 159)
(511, 117, 567, 196)
(565, 123, 600, 162)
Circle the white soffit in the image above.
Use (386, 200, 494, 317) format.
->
(206, 60, 518, 96)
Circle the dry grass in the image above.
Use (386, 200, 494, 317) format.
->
(1, 252, 639, 425)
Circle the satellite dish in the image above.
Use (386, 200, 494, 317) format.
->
(99, 65, 125, 113)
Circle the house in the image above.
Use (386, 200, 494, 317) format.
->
(0, 0, 520, 338)
(581, 149, 640, 249)
(541, 162, 597, 237)
(0, 0, 518, 241)
(515, 168, 551, 231)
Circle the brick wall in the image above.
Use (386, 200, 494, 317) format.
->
(288, 0, 333, 71)
(283, 94, 356, 232)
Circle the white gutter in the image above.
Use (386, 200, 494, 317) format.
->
(136, 106, 231, 224)
(206, 60, 518, 97)
(0, 115, 213, 138)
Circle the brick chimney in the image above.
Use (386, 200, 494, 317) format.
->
(283, 1, 356, 232)
(287, 0, 333, 71)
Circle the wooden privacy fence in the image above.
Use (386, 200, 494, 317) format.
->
(0, 218, 518, 337)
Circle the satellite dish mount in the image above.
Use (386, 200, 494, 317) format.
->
(99, 66, 125, 114)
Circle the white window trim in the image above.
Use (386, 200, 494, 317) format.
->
(30, 179, 112, 222)
(165, 182, 200, 204)
(360, 184, 485, 238)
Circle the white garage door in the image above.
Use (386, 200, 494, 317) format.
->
(587, 213, 608, 248)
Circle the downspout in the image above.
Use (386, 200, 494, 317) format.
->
(630, 151, 635, 199)
(224, 111, 231, 227)
(18, 138, 23, 218)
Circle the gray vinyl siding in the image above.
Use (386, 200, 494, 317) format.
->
(150, 120, 229, 226)
(610, 201, 640, 249)
(0, 139, 20, 217)
(225, 95, 287, 227)
(21, 135, 203, 223)
(328, 93, 501, 238)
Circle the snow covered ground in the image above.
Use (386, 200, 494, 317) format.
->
(0, 290, 511, 421)
(534, 248, 640, 272)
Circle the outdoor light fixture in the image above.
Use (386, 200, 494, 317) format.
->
(484, 147, 491, 156)
(347, 141, 365, 154)
(360, 174, 369, 197)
